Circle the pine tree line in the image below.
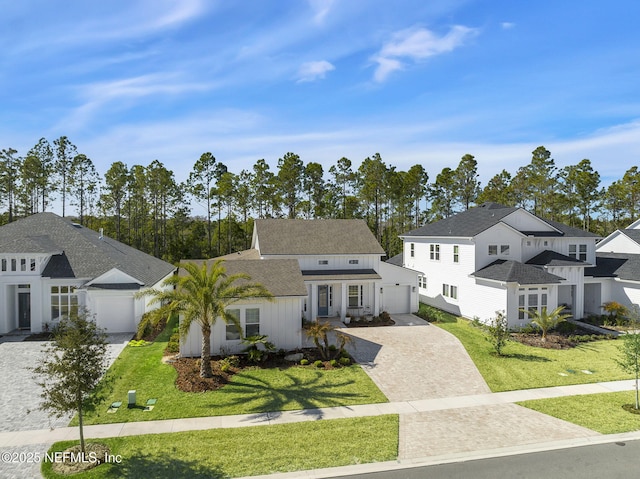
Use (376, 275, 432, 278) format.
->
(0, 139, 637, 262)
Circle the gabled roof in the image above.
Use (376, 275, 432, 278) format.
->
(181, 258, 307, 297)
(301, 269, 381, 281)
(472, 259, 565, 284)
(254, 219, 385, 255)
(526, 250, 587, 267)
(402, 202, 598, 239)
(0, 213, 175, 286)
(403, 203, 518, 237)
(586, 253, 640, 281)
(621, 229, 640, 245)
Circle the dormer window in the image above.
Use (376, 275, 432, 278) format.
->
(500, 245, 510, 255)
(488, 245, 498, 255)
(569, 244, 587, 261)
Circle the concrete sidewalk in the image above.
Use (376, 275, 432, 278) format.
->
(1, 379, 635, 448)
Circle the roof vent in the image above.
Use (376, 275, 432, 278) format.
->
(71, 223, 82, 228)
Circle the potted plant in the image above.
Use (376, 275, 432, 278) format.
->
(344, 315, 351, 325)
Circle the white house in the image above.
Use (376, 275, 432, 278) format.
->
(400, 202, 601, 328)
(0, 213, 176, 334)
(180, 219, 419, 357)
(591, 218, 640, 310)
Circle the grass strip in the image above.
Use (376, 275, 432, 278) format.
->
(44, 415, 399, 478)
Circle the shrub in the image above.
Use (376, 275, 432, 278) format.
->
(379, 311, 391, 322)
(603, 301, 629, 325)
(485, 311, 510, 356)
(300, 359, 309, 366)
(330, 359, 338, 368)
(166, 332, 180, 353)
(339, 357, 351, 366)
(219, 355, 239, 372)
(128, 339, 149, 347)
(314, 360, 324, 368)
(555, 321, 577, 334)
(241, 334, 276, 363)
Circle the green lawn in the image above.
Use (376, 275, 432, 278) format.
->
(44, 415, 399, 478)
(434, 315, 630, 392)
(79, 320, 387, 426)
(519, 392, 640, 434)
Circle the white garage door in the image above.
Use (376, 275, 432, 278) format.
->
(383, 285, 411, 314)
(94, 295, 135, 333)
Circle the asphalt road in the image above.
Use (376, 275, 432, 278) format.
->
(329, 439, 640, 479)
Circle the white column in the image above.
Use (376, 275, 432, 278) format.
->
(340, 283, 347, 319)
(373, 282, 380, 316)
(574, 276, 585, 319)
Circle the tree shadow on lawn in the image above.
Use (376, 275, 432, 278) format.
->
(501, 353, 551, 362)
(101, 453, 225, 479)
(207, 370, 365, 418)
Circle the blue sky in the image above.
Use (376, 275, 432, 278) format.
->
(2, 0, 639, 193)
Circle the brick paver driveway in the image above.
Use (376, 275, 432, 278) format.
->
(341, 314, 598, 460)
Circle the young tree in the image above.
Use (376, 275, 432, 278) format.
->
(32, 309, 109, 455)
(617, 310, 640, 410)
(486, 311, 510, 356)
(140, 260, 273, 378)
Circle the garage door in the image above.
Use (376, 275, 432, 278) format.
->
(383, 285, 411, 314)
(94, 295, 135, 332)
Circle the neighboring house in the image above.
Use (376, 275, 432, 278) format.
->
(591, 218, 640, 310)
(400, 202, 601, 328)
(180, 219, 419, 357)
(0, 213, 176, 334)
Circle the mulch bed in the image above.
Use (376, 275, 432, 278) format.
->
(510, 332, 576, 350)
(172, 348, 347, 393)
(345, 318, 395, 328)
(50, 442, 111, 475)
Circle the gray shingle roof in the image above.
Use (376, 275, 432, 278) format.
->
(0, 213, 176, 286)
(386, 253, 403, 267)
(181, 258, 307, 297)
(472, 259, 565, 284)
(402, 203, 518, 237)
(402, 202, 599, 239)
(526, 250, 587, 267)
(621, 229, 640, 245)
(254, 219, 385, 255)
(587, 253, 640, 281)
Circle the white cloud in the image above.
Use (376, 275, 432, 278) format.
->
(297, 60, 336, 82)
(501, 22, 516, 30)
(373, 25, 478, 82)
(308, 0, 336, 24)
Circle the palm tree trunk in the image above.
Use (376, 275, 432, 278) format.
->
(200, 324, 213, 378)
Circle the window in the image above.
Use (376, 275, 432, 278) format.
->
(348, 285, 362, 308)
(30, 259, 36, 271)
(11, 258, 16, 271)
(442, 284, 458, 300)
(442, 284, 449, 297)
(518, 291, 525, 320)
(450, 285, 458, 300)
(488, 245, 498, 255)
(569, 244, 588, 261)
(543, 240, 549, 247)
(349, 259, 359, 264)
(51, 285, 78, 321)
(1, 259, 5, 271)
(245, 308, 260, 337)
(453, 245, 459, 263)
(430, 244, 440, 260)
(410, 243, 415, 258)
(500, 244, 510, 255)
(526, 240, 532, 246)
(418, 275, 427, 289)
(519, 287, 548, 320)
(20, 258, 26, 272)
(318, 260, 328, 265)
(225, 309, 241, 340)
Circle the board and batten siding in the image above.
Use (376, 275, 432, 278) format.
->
(596, 233, 640, 254)
(474, 225, 524, 270)
(260, 254, 380, 271)
(180, 296, 304, 357)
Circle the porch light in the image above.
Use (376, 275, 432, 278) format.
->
(380, 287, 383, 293)
(412, 286, 416, 292)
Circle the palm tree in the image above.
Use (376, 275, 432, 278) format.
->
(521, 305, 571, 342)
(142, 259, 273, 377)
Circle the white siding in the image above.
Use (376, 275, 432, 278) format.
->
(502, 209, 558, 232)
(260, 254, 380, 271)
(596, 233, 640, 254)
(608, 280, 640, 309)
(91, 293, 135, 332)
(475, 225, 524, 269)
(379, 261, 419, 313)
(180, 296, 304, 357)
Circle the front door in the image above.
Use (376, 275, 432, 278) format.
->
(18, 292, 31, 329)
(318, 285, 329, 317)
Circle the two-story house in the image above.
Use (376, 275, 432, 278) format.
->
(180, 218, 419, 357)
(0, 213, 176, 335)
(400, 202, 600, 328)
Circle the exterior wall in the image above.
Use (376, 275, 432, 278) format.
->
(502, 209, 558, 232)
(260, 254, 380, 271)
(607, 280, 640, 310)
(475, 225, 524, 269)
(379, 261, 419, 313)
(87, 290, 136, 332)
(596, 233, 640, 254)
(180, 296, 304, 357)
(304, 280, 379, 320)
(460, 278, 508, 324)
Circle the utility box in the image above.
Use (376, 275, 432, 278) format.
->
(128, 390, 136, 408)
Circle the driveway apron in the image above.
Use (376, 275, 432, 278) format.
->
(342, 315, 601, 460)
